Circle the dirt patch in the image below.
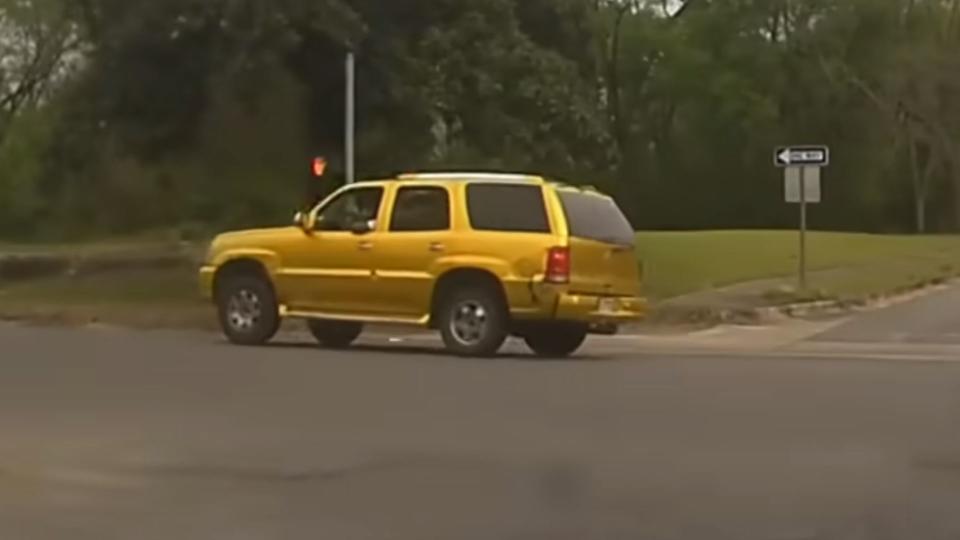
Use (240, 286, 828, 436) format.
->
(0, 256, 71, 281)
(71, 254, 194, 276)
(0, 303, 218, 331)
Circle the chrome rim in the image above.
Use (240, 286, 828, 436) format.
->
(450, 301, 488, 346)
(226, 289, 262, 332)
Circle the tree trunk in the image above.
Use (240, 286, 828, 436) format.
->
(608, 6, 629, 163)
(952, 151, 960, 232)
(908, 137, 927, 234)
(916, 194, 927, 234)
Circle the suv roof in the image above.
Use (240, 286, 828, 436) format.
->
(396, 172, 545, 184)
(355, 172, 606, 197)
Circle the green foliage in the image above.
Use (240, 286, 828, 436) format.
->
(1, 0, 960, 239)
(0, 107, 56, 236)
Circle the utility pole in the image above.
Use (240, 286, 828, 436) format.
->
(345, 50, 356, 185)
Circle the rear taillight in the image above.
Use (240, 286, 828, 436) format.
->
(545, 247, 571, 284)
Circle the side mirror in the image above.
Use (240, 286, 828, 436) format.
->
(293, 211, 314, 232)
(350, 220, 375, 235)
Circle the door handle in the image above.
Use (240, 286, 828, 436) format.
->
(358, 241, 374, 251)
(429, 242, 446, 253)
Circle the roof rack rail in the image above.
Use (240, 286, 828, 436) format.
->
(397, 172, 544, 183)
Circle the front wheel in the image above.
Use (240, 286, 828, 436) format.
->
(524, 323, 588, 358)
(216, 274, 280, 346)
(307, 320, 363, 349)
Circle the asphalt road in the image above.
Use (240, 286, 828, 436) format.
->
(815, 284, 960, 345)
(2, 298, 960, 539)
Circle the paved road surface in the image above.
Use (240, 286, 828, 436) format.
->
(815, 285, 960, 345)
(2, 296, 960, 539)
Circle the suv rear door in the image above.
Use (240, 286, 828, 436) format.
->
(553, 188, 641, 297)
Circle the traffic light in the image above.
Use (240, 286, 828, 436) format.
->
(312, 157, 328, 177)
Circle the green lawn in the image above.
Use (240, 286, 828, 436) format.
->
(1, 268, 200, 306)
(637, 231, 960, 300)
(0, 267, 212, 329)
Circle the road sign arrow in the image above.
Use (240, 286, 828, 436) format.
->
(778, 149, 793, 166)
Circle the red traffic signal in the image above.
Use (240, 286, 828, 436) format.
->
(312, 157, 328, 177)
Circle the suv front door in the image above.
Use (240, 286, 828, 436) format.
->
(280, 186, 385, 315)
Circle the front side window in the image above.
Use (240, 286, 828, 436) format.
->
(390, 187, 451, 232)
(315, 187, 384, 232)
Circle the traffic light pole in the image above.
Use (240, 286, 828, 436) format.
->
(345, 51, 356, 185)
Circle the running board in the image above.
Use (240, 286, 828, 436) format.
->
(281, 307, 429, 327)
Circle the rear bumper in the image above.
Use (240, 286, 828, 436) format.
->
(554, 293, 648, 324)
(514, 291, 649, 335)
(509, 280, 648, 328)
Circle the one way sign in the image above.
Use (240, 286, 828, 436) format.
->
(774, 146, 830, 167)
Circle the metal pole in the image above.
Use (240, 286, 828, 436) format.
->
(345, 51, 356, 185)
(799, 166, 808, 291)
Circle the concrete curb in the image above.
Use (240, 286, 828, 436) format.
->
(635, 280, 955, 334)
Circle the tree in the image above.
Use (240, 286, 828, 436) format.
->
(4, 0, 960, 238)
(819, 0, 960, 232)
(0, 0, 79, 145)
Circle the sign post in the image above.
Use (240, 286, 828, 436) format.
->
(799, 166, 808, 290)
(775, 146, 829, 291)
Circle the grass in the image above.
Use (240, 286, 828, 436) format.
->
(0, 268, 214, 329)
(1, 268, 200, 306)
(637, 231, 960, 301)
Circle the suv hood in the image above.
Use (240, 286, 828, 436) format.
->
(214, 227, 297, 245)
(206, 227, 301, 261)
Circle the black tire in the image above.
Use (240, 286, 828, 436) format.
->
(438, 285, 509, 357)
(307, 319, 363, 349)
(216, 274, 280, 346)
(524, 323, 588, 358)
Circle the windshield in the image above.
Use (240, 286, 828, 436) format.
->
(558, 191, 635, 247)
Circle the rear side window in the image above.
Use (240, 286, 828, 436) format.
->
(558, 191, 635, 247)
(466, 184, 551, 233)
(390, 187, 451, 232)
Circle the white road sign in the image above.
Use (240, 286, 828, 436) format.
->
(776, 144, 828, 292)
(785, 166, 821, 204)
(775, 146, 830, 167)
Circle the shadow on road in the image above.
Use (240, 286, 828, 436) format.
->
(215, 339, 617, 363)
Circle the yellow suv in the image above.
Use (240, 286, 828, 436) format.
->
(200, 173, 646, 357)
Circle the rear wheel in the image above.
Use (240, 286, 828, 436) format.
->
(524, 323, 588, 358)
(438, 286, 509, 357)
(307, 320, 363, 349)
(216, 274, 280, 346)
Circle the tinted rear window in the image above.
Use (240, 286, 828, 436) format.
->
(558, 192, 635, 246)
(466, 184, 551, 233)
(390, 187, 451, 232)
